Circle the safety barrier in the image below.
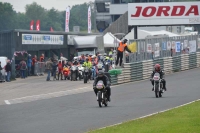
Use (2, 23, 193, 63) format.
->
(111, 52, 200, 85)
(34, 62, 46, 76)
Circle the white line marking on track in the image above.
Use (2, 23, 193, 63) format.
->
(4, 100, 10, 105)
(4, 86, 91, 105)
(98, 99, 200, 130)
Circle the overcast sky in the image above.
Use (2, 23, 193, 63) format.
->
(1, 0, 94, 12)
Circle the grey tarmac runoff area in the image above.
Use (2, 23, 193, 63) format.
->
(0, 68, 200, 133)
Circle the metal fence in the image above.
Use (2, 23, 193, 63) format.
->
(34, 62, 46, 76)
(127, 34, 200, 63)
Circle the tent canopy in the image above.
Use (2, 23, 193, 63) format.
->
(73, 35, 98, 48)
(104, 32, 121, 48)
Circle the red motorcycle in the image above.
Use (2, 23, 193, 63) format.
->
(63, 66, 70, 80)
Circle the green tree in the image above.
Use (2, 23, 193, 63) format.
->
(25, 2, 48, 30)
(0, 2, 16, 30)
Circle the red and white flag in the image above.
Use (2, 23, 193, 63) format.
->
(30, 20, 34, 30)
(65, 6, 70, 32)
(50, 27, 54, 32)
(36, 20, 40, 31)
(88, 6, 91, 33)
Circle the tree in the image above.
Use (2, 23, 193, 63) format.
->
(25, 2, 48, 30)
(0, 2, 16, 30)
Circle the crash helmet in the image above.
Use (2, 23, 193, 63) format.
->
(92, 55, 96, 58)
(89, 53, 93, 56)
(98, 70, 104, 78)
(73, 57, 78, 61)
(154, 64, 161, 72)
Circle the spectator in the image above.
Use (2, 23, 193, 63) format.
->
(0, 61, 3, 82)
(109, 48, 113, 55)
(20, 59, 27, 79)
(52, 60, 58, 81)
(32, 55, 37, 75)
(27, 54, 32, 76)
(40, 53, 45, 62)
(57, 61, 63, 80)
(5, 60, 11, 82)
(45, 58, 53, 81)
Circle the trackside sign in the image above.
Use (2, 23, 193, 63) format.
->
(128, 2, 200, 25)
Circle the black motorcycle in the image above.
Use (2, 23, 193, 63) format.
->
(83, 67, 90, 83)
(96, 80, 108, 107)
(153, 72, 164, 98)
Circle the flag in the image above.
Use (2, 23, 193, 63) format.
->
(88, 6, 91, 33)
(50, 27, 54, 32)
(127, 42, 137, 53)
(30, 20, 34, 30)
(65, 6, 70, 32)
(36, 20, 40, 31)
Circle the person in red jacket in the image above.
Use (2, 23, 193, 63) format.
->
(31, 55, 37, 75)
(57, 60, 63, 80)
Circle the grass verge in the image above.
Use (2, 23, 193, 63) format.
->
(88, 100, 200, 133)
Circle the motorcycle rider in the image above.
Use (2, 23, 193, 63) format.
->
(91, 55, 98, 79)
(82, 57, 92, 79)
(93, 70, 111, 102)
(72, 57, 79, 80)
(150, 64, 167, 91)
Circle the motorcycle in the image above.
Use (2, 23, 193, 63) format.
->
(97, 61, 104, 71)
(83, 67, 90, 83)
(153, 72, 164, 98)
(78, 65, 84, 80)
(70, 65, 78, 81)
(96, 80, 108, 107)
(63, 66, 70, 80)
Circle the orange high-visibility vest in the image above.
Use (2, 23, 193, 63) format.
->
(118, 42, 127, 52)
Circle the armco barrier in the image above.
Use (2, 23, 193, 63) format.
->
(111, 52, 200, 85)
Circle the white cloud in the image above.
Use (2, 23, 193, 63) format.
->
(1, 0, 94, 12)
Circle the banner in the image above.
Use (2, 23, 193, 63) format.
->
(198, 38, 200, 49)
(176, 42, 181, 52)
(50, 27, 54, 32)
(154, 43, 160, 57)
(127, 42, 137, 53)
(162, 42, 166, 50)
(167, 41, 171, 50)
(147, 44, 152, 53)
(189, 40, 197, 53)
(88, 6, 91, 33)
(22, 34, 64, 45)
(36, 20, 40, 31)
(65, 6, 70, 32)
(30, 20, 34, 30)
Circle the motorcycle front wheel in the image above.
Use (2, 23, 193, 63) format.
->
(84, 75, 88, 83)
(155, 84, 159, 98)
(97, 91, 102, 107)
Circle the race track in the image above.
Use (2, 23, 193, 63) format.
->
(0, 68, 200, 133)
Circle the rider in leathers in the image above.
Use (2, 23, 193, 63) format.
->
(72, 57, 79, 80)
(93, 70, 111, 101)
(150, 64, 167, 91)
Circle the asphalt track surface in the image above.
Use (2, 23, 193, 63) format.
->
(0, 68, 200, 133)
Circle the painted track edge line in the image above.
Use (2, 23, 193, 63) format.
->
(4, 100, 10, 105)
(98, 99, 200, 130)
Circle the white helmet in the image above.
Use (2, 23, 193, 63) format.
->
(92, 55, 96, 58)
(73, 57, 78, 61)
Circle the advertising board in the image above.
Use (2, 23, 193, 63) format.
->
(22, 34, 64, 45)
(128, 2, 200, 25)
